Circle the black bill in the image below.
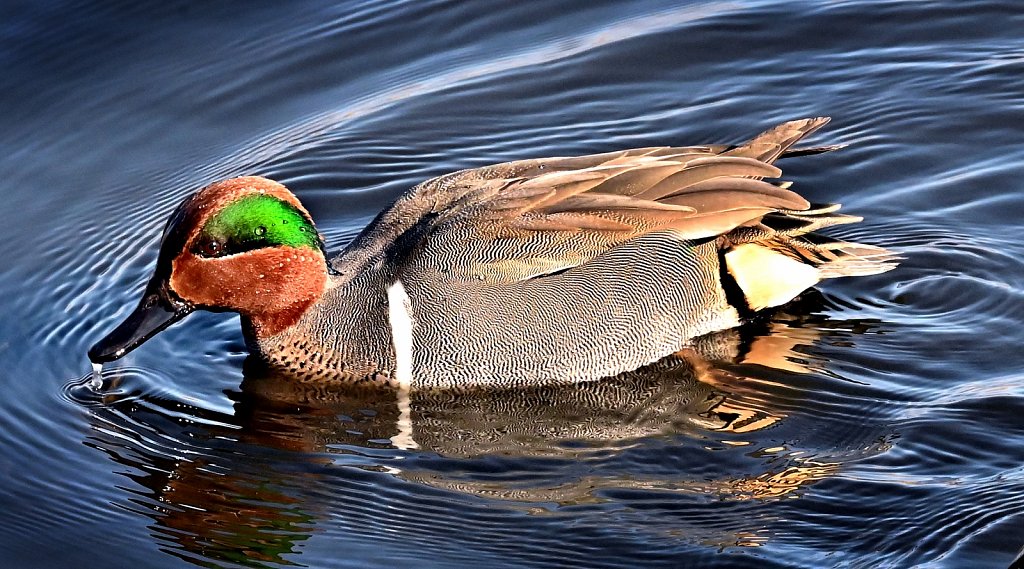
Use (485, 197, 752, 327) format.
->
(88, 280, 193, 364)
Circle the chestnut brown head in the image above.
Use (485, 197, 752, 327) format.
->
(89, 177, 328, 364)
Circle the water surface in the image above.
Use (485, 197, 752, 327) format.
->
(1, 1, 1023, 567)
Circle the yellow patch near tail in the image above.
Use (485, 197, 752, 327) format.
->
(725, 243, 820, 311)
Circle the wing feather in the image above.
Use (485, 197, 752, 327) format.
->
(332, 118, 837, 284)
(633, 157, 782, 201)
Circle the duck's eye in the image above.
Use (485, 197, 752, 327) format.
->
(199, 240, 223, 257)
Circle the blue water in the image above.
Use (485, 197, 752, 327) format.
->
(1, 1, 1023, 567)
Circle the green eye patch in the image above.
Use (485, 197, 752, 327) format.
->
(194, 194, 320, 257)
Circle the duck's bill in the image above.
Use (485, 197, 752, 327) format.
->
(88, 284, 193, 364)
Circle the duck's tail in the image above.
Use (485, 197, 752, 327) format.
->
(711, 117, 898, 312)
(723, 206, 899, 312)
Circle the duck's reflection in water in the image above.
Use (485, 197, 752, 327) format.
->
(78, 304, 882, 566)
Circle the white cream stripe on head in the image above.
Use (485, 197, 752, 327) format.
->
(386, 278, 415, 388)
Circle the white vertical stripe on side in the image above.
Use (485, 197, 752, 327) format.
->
(386, 278, 415, 388)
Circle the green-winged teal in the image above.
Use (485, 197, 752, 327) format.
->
(89, 118, 897, 387)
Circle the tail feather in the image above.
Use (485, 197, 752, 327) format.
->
(768, 234, 900, 279)
(813, 244, 901, 278)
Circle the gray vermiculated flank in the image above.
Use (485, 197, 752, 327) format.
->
(255, 118, 896, 388)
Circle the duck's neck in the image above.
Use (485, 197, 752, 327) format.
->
(243, 295, 320, 338)
(242, 272, 397, 382)
(239, 265, 331, 339)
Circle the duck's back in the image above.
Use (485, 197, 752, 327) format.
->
(265, 118, 896, 387)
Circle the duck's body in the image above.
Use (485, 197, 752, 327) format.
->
(90, 118, 897, 388)
(265, 232, 739, 387)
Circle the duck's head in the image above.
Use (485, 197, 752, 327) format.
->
(89, 176, 328, 364)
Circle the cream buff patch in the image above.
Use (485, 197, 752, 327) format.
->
(725, 243, 820, 311)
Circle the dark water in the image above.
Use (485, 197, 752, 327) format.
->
(2, 1, 1023, 567)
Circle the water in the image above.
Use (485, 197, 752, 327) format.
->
(2, 1, 1023, 567)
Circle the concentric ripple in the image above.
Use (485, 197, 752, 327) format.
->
(1, 1, 1023, 568)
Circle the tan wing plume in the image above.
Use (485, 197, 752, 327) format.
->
(419, 117, 836, 283)
(496, 118, 831, 235)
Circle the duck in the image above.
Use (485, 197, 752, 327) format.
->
(88, 117, 897, 388)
